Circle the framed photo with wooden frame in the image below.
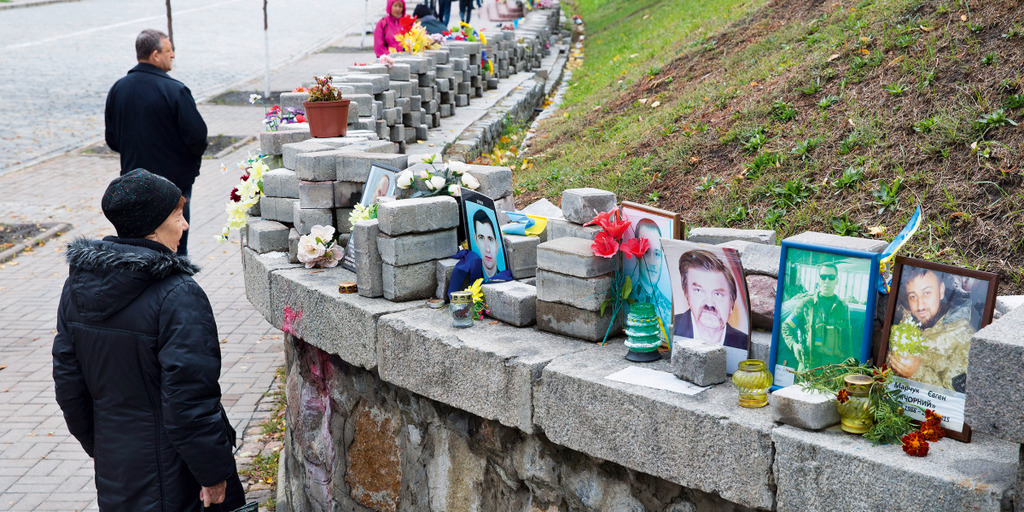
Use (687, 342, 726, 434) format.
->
(619, 201, 684, 349)
(877, 256, 999, 442)
(340, 163, 399, 272)
(769, 241, 880, 390)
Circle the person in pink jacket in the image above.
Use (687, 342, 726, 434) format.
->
(374, 0, 407, 57)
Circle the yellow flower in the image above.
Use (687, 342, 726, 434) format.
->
(466, 278, 485, 304)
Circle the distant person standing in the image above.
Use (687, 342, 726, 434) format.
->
(105, 29, 208, 256)
(459, 0, 474, 23)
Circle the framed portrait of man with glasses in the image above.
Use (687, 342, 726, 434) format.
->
(769, 241, 880, 389)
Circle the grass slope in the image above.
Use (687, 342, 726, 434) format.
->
(520, 0, 1024, 292)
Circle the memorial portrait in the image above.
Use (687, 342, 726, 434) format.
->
(341, 163, 398, 272)
(769, 241, 880, 389)
(619, 202, 683, 347)
(878, 257, 998, 438)
(663, 240, 750, 374)
(460, 188, 508, 282)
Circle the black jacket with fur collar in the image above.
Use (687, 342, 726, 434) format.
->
(53, 237, 236, 512)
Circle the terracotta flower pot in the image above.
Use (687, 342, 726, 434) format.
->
(302, 99, 351, 138)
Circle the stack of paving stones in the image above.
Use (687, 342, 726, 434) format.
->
(445, 41, 483, 104)
(424, 49, 455, 124)
(534, 188, 621, 342)
(375, 196, 460, 301)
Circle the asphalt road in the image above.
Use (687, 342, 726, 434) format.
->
(0, 0, 384, 173)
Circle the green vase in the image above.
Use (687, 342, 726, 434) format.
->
(624, 302, 662, 362)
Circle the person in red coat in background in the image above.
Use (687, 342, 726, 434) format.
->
(374, 0, 407, 57)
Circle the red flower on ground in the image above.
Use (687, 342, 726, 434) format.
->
(901, 431, 930, 457)
(836, 388, 850, 404)
(621, 237, 650, 259)
(924, 409, 942, 425)
(295, 114, 306, 123)
(918, 421, 945, 442)
(229, 187, 241, 202)
(591, 231, 619, 258)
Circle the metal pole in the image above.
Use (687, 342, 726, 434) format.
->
(360, 0, 368, 49)
(165, 0, 174, 44)
(263, 0, 271, 98)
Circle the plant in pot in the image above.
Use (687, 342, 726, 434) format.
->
(302, 75, 351, 138)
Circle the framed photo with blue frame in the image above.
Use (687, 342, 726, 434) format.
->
(769, 241, 880, 390)
(340, 163, 399, 272)
(459, 188, 510, 282)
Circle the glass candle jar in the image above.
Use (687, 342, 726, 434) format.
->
(732, 360, 772, 408)
(837, 374, 874, 434)
(449, 291, 474, 328)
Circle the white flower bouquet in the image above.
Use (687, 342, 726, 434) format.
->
(297, 225, 343, 268)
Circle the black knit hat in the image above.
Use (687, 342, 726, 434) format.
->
(102, 169, 183, 238)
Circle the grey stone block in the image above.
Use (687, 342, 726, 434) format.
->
(688, 227, 776, 246)
(293, 150, 340, 182)
(393, 80, 414, 98)
(391, 55, 431, 73)
(535, 269, 609, 311)
(536, 300, 621, 342)
(353, 220, 383, 298)
(278, 91, 308, 111)
(494, 195, 515, 225)
(332, 208, 355, 235)
(347, 63, 388, 75)
(268, 265, 420, 369)
(390, 124, 405, 142)
(435, 79, 449, 93)
(382, 107, 399, 126)
(260, 129, 311, 156)
(536, 237, 611, 278)
(292, 203, 333, 236)
(772, 425, 1016, 512)
(436, 258, 458, 299)
(535, 348, 775, 510)
(348, 93, 374, 117)
(259, 196, 297, 224)
(560, 188, 617, 225)
(378, 89, 396, 109)
(465, 164, 514, 199)
(333, 181, 364, 208)
(670, 338, 727, 386)
(719, 240, 782, 277)
(298, 181, 335, 209)
(994, 295, 1024, 319)
(456, 94, 469, 107)
(336, 152, 409, 182)
(746, 274, 777, 330)
(545, 218, 602, 242)
(966, 305, 1024, 444)
(247, 220, 290, 254)
(287, 228, 300, 264)
(482, 281, 537, 327)
(376, 229, 458, 266)
(750, 330, 771, 365)
(242, 248, 297, 321)
(263, 168, 300, 199)
(382, 261, 436, 302)
(424, 49, 449, 64)
(281, 139, 335, 169)
(388, 63, 411, 81)
(771, 384, 840, 430)
(784, 231, 888, 253)
(377, 307, 586, 433)
(338, 73, 389, 93)
(415, 124, 428, 141)
(502, 234, 539, 279)
(377, 196, 460, 236)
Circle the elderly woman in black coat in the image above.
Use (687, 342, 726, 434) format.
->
(52, 169, 245, 511)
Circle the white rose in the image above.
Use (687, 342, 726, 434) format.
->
(447, 184, 461, 196)
(419, 169, 431, 180)
(396, 170, 414, 189)
(448, 161, 469, 175)
(460, 172, 480, 190)
(309, 224, 335, 243)
(297, 236, 325, 266)
(426, 175, 447, 191)
(323, 246, 343, 267)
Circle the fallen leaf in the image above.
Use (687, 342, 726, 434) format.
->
(827, 53, 840, 62)
(651, 101, 661, 108)
(919, 25, 933, 31)
(960, 14, 967, 21)
(867, 226, 886, 237)
(638, 98, 648, 104)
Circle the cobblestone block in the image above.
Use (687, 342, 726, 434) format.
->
(464, 164, 513, 199)
(771, 384, 840, 430)
(348, 93, 374, 117)
(719, 240, 782, 277)
(388, 63, 411, 81)
(417, 72, 437, 87)
(502, 234, 539, 279)
(456, 94, 469, 107)
(440, 104, 452, 117)
(688, 227, 777, 246)
(391, 55, 431, 73)
(378, 90, 396, 109)
(784, 231, 887, 253)
(403, 110, 423, 126)
(393, 80, 414, 98)
(262, 168, 300, 198)
(408, 95, 422, 112)
(560, 188, 617, 225)
(292, 203, 334, 235)
(293, 150, 340, 181)
(279, 91, 309, 111)
(336, 152, 409, 182)
(544, 218, 601, 242)
(535, 269, 609, 311)
(282, 139, 335, 169)
(494, 195, 515, 225)
(447, 45, 466, 58)
(418, 87, 435, 102)
(260, 129, 310, 156)
(436, 64, 454, 79)
(536, 299, 621, 342)
(259, 196, 297, 224)
(966, 305, 1024, 443)
(353, 220, 383, 298)
(288, 227, 300, 264)
(424, 49, 449, 64)
(338, 73, 389, 93)
(242, 248, 295, 321)
(382, 107, 399, 126)
(333, 181, 364, 208)
(536, 237, 611, 278)
(333, 207, 355, 235)
(377, 229, 458, 266)
(390, 124, 405, 142)
(246, 220, 290, 254)
(669, 338, 727, 386)
(415, 124, 428, 141)
(377, 195, 460, 236)
(436, 258, 458, 299)
(347, 63, 388, 75)
(382, 261, 436, 301)
(298, 181, 335, 209)
(482, 280, 537, 327)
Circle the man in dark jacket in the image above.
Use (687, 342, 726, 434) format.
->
(53, 170, 244, 511)
(413, 3, 449, 34)
(105, 29, 207, 256)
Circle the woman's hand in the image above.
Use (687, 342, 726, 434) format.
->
(200, 480, 226, 508)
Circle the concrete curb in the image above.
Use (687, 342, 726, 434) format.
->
(0, 222, 72, 264)
(0, 0, 82, 11)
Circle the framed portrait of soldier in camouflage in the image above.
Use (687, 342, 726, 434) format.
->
(878, 257, 998, 441)
(769, 241, 880, 390)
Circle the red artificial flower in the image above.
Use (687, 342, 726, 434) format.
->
(399, 15, 416, 34)
(591, 231, 619, 258)
(269, 105, 281, 114)
(836, 388, 850, 404)
(584, 210, 613, 228)
(605, 219, 631, 240)
(295, 114, 306, 123)
(229, 187, 241, 202)
(240, 174, 250, 182)
(620, 237, 650, 259)
(292, 86, 308, 93)
(901, 431, 929, 457)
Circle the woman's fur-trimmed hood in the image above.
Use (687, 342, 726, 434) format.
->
(65, 238, 199, 278)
